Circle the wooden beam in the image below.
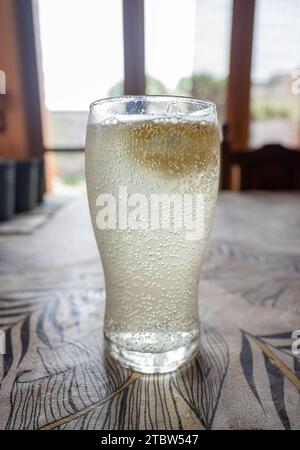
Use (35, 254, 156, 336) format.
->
(123, 0, 145, 95)
(226, 0, 255, 149)
(14, 0, 44, 158)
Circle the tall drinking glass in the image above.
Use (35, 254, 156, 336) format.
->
(85, 96, 220, 373)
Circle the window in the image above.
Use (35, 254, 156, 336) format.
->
(145, 0, 232, 123)
(37, 0, 124, 149)
(33, 0, 300, 196)
(36, 0, 123, 193)
(250, 0, 300, 147)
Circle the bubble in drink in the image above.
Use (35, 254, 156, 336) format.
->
(85, 100, 220, 373)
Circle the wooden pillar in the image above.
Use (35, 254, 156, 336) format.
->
(15, 0, 44, 159)
(0, 0, 44, 160)
(0, 0, 29, 159)
(123, 0, 145, 95)
(226, 0, 256, 149)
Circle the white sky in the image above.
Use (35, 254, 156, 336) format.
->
(37, 0, 300, 111)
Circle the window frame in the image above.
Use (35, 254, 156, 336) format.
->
(20, 0, 293, 153)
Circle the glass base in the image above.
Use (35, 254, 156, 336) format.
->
(104, 335, 199, 374)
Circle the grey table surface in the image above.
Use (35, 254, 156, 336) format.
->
(0, 192, 299, 430)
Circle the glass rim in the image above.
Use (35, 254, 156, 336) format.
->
(89, 94, 217, 111)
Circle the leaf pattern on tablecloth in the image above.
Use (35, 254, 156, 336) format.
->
(240, 330, 300, 430)
(0, 288, 104, 382)
(203, 241, 300, 314)
(240, 331, 264, 411)
(263, 354, 291, 430)
(3, 291, 229, 430)
(6, 342, 132, 430)
(171, 324, 229, 430)
(55, 372, 181, 430)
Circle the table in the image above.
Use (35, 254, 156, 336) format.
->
(0, 192, 299, 430)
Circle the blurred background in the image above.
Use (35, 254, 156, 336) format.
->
(0, 0, 300, 218)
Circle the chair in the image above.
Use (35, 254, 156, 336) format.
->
(221, 125, 300, 190)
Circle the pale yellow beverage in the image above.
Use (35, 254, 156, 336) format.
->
(85, 96, 220, 373)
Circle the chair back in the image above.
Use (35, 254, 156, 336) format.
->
(221, 126, 300, 190)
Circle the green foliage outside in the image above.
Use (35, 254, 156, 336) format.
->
(251, 98, 299, 120)
(175, 73, 226, 105)
(108, 75, 168, 96)
(108, 80, 123, 96)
